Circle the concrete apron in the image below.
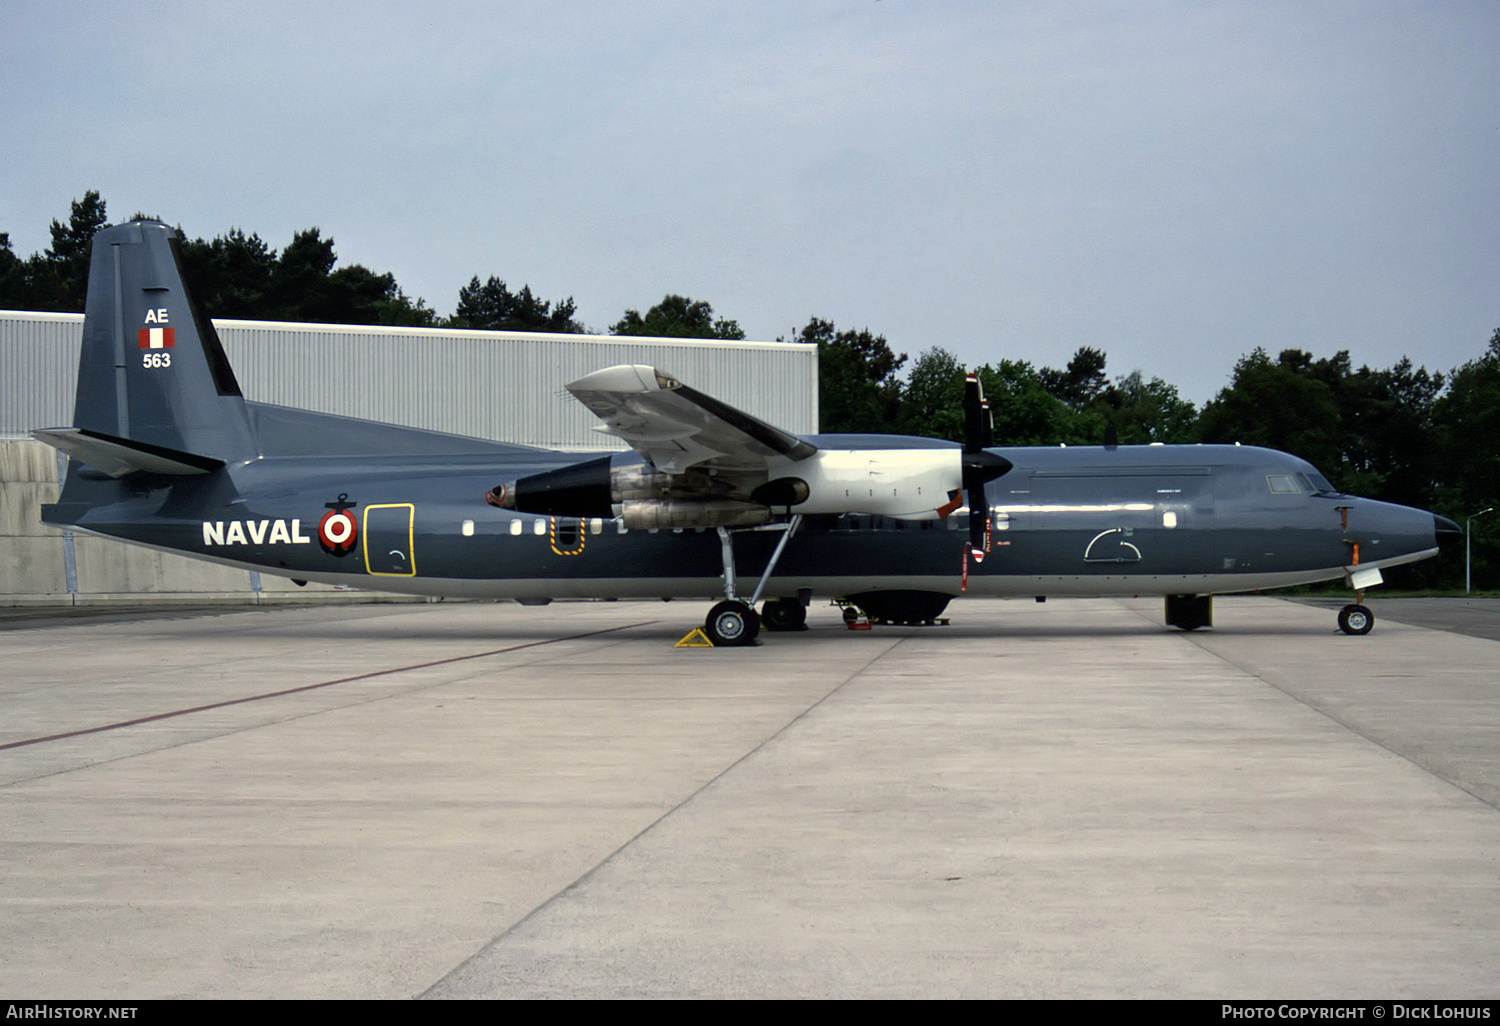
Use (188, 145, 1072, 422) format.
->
(0, 596, 1496, 998)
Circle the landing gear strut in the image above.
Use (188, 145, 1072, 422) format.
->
(1338, 523, 1378, 635)
(704, 515, 803, 646)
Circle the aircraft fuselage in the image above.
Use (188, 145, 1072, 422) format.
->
(48, 438, 1446, 603)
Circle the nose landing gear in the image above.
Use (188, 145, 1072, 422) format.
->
(1337, 520, 1379, 636)
(1337, 603, 1374, 635)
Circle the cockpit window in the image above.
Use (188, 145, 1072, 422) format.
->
(1299, 472, 1338, 495)
(1267, 474, 1301, 494)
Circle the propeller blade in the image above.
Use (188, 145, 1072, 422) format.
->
(963, 450, 1010, 551)
(962, 371, 1007, 552)
(963, 373, 990, 453)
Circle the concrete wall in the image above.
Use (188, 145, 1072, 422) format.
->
(0, 439, 409, 606)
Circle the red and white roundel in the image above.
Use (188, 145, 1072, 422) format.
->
(318, 508, 358, 556)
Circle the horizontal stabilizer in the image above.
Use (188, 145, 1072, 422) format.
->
(32, 427, 223, 478)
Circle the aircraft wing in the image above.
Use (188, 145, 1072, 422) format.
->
(566, 364, 817, 474)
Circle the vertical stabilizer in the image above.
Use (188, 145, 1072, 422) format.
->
(67, 220, 257, 464)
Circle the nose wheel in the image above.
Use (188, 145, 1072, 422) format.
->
(1337, 603, 1374, 635)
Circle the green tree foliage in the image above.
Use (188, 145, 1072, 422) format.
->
(370, 287, 439, 327)
(1039, 346, 1109, 411)
(893, 349, 1074, 445)
(1196, 347, 1445, 504)
(449, 275, 584, 333)
(268, 228, 338, 317)
(175, 226, 436, 326)
(1196, 349, 1343, 474)
(1098, 371, 1198, 445)
(897, 347, 967, 441)
(44, 191, 109, 310)
(0, 232, 24, 308)
(786, 317, 906, 433)
(610, 294, 744, 339)
(177, 228, 278, 318)
(980, 358, 1098, 445)
(1, 190, 111, 311)
(1437, 329, 1500, 504)
(1434, 329, 1500, 586)
(894, 346, 1198, 448)
(1335, 357, 1445, 508)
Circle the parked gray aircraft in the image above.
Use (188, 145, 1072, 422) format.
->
(35, 220, 1459, 643)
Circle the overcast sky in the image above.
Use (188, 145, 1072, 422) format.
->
(4, 0, 1497, 405)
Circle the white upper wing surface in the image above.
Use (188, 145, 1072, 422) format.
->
(566, 365, 817, 475)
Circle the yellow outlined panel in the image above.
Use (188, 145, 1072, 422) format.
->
(363, 503, 416, 577)
(548, 516, 586, 556)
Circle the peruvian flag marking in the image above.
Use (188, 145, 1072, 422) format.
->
(138, 327, 175, 349)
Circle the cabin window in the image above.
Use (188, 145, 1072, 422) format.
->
(509, 520, 523, 536)
(1266, 475, 1300, 494)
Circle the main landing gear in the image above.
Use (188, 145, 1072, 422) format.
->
(702, 515, 803, 647)
(1165, 594, 1213, 631)
(760, 596, 808, 632)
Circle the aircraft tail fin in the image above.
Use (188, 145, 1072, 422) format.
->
(34, 220, 258, 468)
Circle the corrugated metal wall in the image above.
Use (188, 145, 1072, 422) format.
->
(1, 312, 818, 448)
(0, 313, 85, 438)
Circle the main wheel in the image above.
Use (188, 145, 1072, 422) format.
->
(761, 597, 807, 631)
(1337, 603, 1374, 636)
(706, 600, 760, 646)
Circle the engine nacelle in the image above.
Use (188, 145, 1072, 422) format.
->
(621, 500, 770, 530)
(756, 449, 963, 520)
(487, 448, 989, 524)
(486, 455, 615, 517)
(487, 457, 758, 526)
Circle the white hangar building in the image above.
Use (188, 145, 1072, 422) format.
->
(0, 311, 819, 604)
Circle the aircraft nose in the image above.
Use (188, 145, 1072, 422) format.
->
(1435, 514, 1462, 550)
